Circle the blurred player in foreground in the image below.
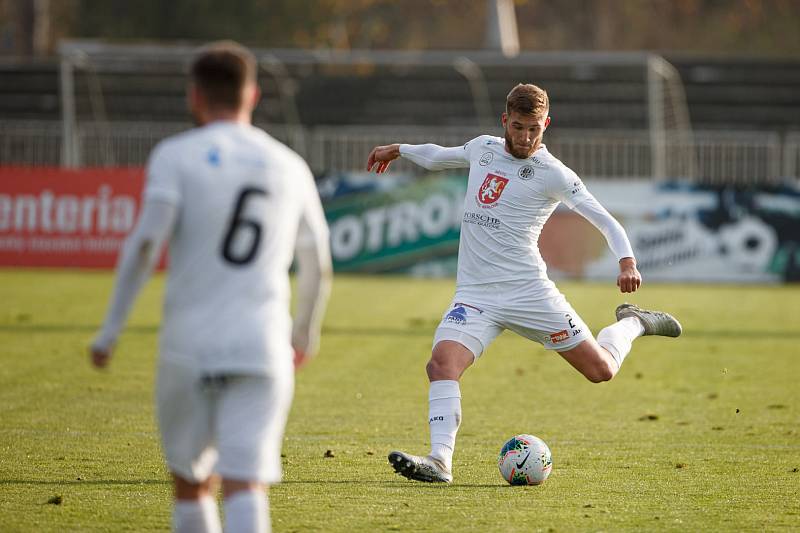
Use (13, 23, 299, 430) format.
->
(91, 41, 332, 532)
(367, 83, 681, 483)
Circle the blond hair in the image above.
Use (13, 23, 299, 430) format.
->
(506, 84, 549, 117)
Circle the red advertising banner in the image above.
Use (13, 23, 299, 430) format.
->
(0, 167, 146, 268)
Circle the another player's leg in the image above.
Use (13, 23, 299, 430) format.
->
(172, 475, 222, 533)
(222, 480, 270, 533)
(157, 361, 222, 532)
(216, 373, 292, 533)
(389, 340, 474, 483)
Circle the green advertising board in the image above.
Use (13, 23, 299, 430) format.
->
(323, 174, 467, 273)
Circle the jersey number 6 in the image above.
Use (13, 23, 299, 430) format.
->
(221, 187, 268, 266)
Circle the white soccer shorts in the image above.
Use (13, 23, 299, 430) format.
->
(433, 279, 592, 358)
(156, 359, 294, 484)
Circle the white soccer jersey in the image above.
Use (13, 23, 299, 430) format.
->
(401, 135, 594, 286)
(145, 122, 329, 375)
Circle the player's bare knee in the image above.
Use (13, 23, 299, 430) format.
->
(426, 355, 462, 381)
(585, 360, 616, 383)
(222, 478, 263, 499)
(426, 357, 448, 380)
(173, 474, 213, 500)
(428, 341, 474, 380)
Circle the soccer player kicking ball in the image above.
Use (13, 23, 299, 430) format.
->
(90, 41, 332, 532)
(366, 83, 681, 484)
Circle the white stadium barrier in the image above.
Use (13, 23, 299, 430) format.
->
(0, 120, 797, 184)
(783, 132, 800, 181)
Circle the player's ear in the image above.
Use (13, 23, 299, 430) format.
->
(187, 83, 201, 114)
(249, 83, 261, 109)
(544, 116, 551, 129)
(241, 82, 260, 112)
(501, 112, 508, 127)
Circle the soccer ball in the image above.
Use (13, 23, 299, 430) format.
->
(498, 434, 552, 485)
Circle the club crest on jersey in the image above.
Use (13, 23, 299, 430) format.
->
(479, 152, 493, 166)
(477, 173, 509, 208)
(518, 165, 534, 180)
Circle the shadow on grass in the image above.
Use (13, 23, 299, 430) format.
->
(3, 324, 800, 339)
(0, 324, 159, 334)
(281, 480, 508, 489)
(1, 478, 508, 490)
(0, 479, 169, 486)
(0, 324, 433, 337)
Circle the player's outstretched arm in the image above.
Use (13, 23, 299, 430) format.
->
(368, 142, 470, 173)
(570, 195, 641, 293)
(89, 199, 176, 368)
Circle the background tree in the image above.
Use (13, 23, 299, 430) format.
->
(1, 0, 799, 57)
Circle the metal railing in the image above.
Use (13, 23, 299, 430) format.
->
(692, 131, 783, 185)
(1, 120, 797, 184)
(0, 121, 63, 167)
(784, 132, 800, 180)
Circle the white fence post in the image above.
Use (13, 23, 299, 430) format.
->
(59, 56, 79, 168)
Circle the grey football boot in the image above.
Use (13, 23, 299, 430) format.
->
(388, 451, 453, 483)
(615, 303, 682, 337)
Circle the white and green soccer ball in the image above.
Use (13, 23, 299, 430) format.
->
(498, 434, 552, 485)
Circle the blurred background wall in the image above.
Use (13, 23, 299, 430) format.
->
(3, 0, 800, 56)
(1, 0, 798, 280)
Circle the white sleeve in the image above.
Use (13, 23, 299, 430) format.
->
(547, 166, 593, 209)
(291, 166, 333, 357)
(399, 143, 470, 170)
(571, 193, 635, 261)
(92, 199, 177, 352)
(143, 141, 181, 206)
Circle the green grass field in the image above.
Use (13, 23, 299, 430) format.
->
(1, 269, 799, 532)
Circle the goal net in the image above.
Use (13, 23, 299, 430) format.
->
(647, 55, 697, 180)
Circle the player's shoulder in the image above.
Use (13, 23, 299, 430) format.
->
(465, 134, 503, 149)
(241, 125, 310, 171)
(148, 125, 234, 168)
(534, 145, 578, 183)
(464, 134, 505, 159)
(149, 127, 198, 160)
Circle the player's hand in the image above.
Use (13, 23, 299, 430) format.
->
(617, 257, 642, 293)
(293, 348, 309, 371)
(89, 342, 113, 369)
(367, 144, 401, 174)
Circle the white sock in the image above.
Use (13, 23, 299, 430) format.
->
(173, 496, 221, 533)
(224, 490, 270, 533)
(428, 379, 461, 472)
(597, 316, 645, 368)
